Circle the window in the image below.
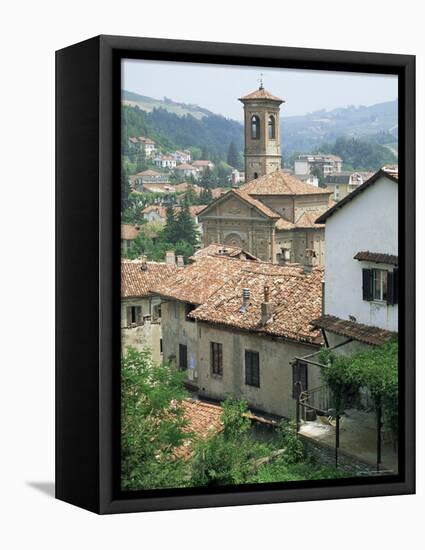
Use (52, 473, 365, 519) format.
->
(251, 115, 260, 139)
(363, 268, 398, 304)
(245, 350, 260, 387)
(253, 172, 259, 179)
(179, 344, 188, 371)
(185, 302, 197, 322)
(292, 361, 308, 399)
(127, 305, 142, 325)
(211, 342, 223, 376)
(268, 115, 276, 139)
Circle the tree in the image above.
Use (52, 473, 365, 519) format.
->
(227, 142, 239, 168)
(163, 203, 178, 243)
(121, 347, 190, 490)
(121, 162, 131, 212)
(175, 198, 199, 246)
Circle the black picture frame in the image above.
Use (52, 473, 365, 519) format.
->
(56, 34, 415, 514)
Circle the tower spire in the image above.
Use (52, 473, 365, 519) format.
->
(258, 73, 264, 90)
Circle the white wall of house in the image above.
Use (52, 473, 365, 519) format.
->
(324, 175, 398, 331)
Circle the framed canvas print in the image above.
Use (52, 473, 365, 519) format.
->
(56, 35, 415, 514)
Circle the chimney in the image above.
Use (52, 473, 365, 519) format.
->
(176, 255, 184, 267)
(242, 288, 250, 307)
(165, 250, 176, 265)
(140, 255, 148, 271)
(261, 284, 273, 325)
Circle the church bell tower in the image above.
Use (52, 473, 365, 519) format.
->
(239, 82, 284, 183)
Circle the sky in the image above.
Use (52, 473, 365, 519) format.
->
(122, 59, 398, 120)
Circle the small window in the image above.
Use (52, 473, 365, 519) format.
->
(185, 302, 197, 322)
(251, 115, 260, 140)
(253, 172, 259, 179)
(245, 350, 260, 387)
(268, 115, 276, 139)
(179, 344, 188, 371)
(363, 268, 392, 303)
(211, 342, 223, 376)
(127, 305, 142, 325)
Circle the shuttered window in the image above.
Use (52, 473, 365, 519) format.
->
(363, 268, 398, 304)
(245, 350, 260, 387)
(211, 342, 223, 376)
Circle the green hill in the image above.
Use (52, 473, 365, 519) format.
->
(122, 90, 213, 120)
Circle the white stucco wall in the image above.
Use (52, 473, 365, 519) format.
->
(324, 175, 398, 331)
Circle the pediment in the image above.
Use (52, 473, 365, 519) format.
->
(199, 191, 268, 220)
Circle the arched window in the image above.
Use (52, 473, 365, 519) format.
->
(268, 115, 276, 139)
(251, 115, 260, 139)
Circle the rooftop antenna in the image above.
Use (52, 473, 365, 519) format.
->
(258, 73, 264, 90)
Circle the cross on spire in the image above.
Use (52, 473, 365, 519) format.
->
(258, 73, 264, 90)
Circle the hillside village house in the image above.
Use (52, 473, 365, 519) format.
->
(121, 258, 179, 362)
(173, 150, 192, 163)
(294, 153, 343, 177)
(192, 160, 215, 173)
(121, 224, 140, 254)
(198, 85, 334, 269)
(174, 163, 200, 179)
(149, 254, 324, 419)
(128, 136, 156, 158)
(129, 169, 170, 190)
(153, 155, 177, 169)
(324, 171, 373, 201)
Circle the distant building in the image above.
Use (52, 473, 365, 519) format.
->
(294, 153, 343, 177)
(121, 224, 140, 254)
(149, 255, 324, 419)
(142, 205, 207, 233)
(297, 173, 319, 187)
(129, 169, 170, 190)
(173, 150, 192, 163)
(174, 163, 200, 179)
(324, 171, 373, 201)
(128, 136, 156, 158)
(153, 155, 177, 169)
(192, 160, 215, 173)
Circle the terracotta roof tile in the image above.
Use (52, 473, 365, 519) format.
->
(354, 251, 398, 265)
(233, 189, 280, 218)
(121, 260, 180, 298)
(241, 170, 333, 196)
(190, 262, 323, 344)
(121, 224, 140, 240)
(311, 315, 396, 346)
(189, 243, 260, 262)
(239, 87, 284, 103)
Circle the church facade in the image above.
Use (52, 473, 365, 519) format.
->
(198, 85, 334, 268)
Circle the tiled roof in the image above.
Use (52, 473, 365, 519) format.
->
(241, 170, 333, 196)
(175, 163, 196, 170)
(354, 251, 398, 266)
(239, 87, 284, 103)
(275, 208, 330, 231)
(142, 205, 206, 219)
(311, 315, 396, 346)
(131, 169, 162, 177)
(150, 255, 248, 305)
(316, 169, 399, 224)
(189, 243, 260, 262)
(121, 260, 179, 298)
(121, 224, 140, 240)
(211, 187, 227, 199)
(190, 262, 323, 344)
(175, 399, 223, 459)
(233, 189, 281, 218)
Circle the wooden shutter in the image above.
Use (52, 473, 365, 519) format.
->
(387, 269, 399, 305)
(362, 269, 373, 301)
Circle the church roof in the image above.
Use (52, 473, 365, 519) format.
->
(241, 170, 334, 196)
(239, 87, 284, 103)
(233, 188, 281, 218)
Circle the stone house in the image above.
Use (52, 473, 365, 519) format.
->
(121, 258, 180, 362)
(129, 169, 170, 190)
(174, 163, 200, 179)
(149, 255, 324, 419)
(153, 155, 177, 169)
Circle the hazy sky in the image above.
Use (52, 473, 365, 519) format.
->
(122, 59, 398, 120)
